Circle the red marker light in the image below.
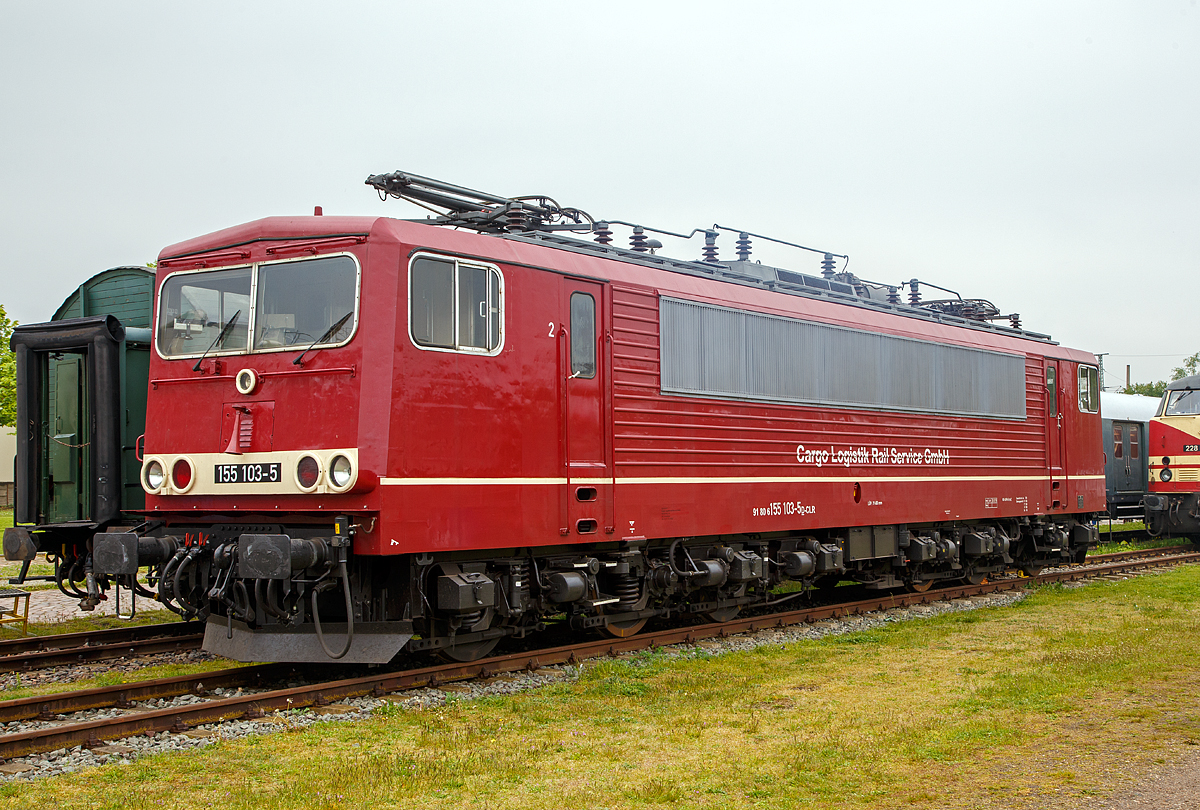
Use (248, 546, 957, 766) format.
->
(297, 456, 320, 489)
(172, 458, 193, 489)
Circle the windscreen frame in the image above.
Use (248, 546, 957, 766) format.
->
(153, 252, 362, 361)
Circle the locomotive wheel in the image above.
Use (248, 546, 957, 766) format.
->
(905, 578, 934, 593)
(601, 617, 648, 638)
(437, 636, 501, 663)
(963, 572, 987, 586)
(431, 606, 500, 663)
(1020, 564, 1043, 577)
(703, 606, 741, 623)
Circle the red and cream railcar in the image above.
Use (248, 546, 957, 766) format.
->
(1144, 374, 1200, 538)
(93, 203, 1103, 662)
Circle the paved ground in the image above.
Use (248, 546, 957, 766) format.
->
(1, 558, 151, 624)
(7, 586, 134, 624)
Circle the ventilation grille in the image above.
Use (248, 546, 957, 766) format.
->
(660, 297, 1027, 419)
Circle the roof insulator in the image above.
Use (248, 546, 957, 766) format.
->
(820, 253, 836, 279)
(736, 232, 752, 261)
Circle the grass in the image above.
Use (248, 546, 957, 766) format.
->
(1, 654, 246, 703)
(5, 565, 1200, 809)
(0, 606, 185, 640)
(0, 509, 11, 531)
(0, 558, 59, 592)
(1097, 520, 1145, 534)
(1094, 533, 1192, 555)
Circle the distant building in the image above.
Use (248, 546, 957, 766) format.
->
(1, 426, 14, 508)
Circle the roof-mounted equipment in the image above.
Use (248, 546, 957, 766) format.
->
(366, 170, 596, 235)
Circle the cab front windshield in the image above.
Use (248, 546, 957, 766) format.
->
(1164, 389, 1200, 416)
(157, 255, 358, 357)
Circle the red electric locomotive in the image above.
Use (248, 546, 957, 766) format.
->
(65, 172, 1103, 662)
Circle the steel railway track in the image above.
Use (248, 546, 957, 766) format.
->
(1, 548, 1196, 763)
(0, 545, 1188, 675)
(0, 622, 204, 673)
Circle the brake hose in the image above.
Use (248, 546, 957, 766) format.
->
(158, 551, 186, 615)
(172, 548, 205, 618)
(667, 538, 703, 578)
(312, 559, 355, 660)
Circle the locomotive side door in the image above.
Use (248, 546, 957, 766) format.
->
(561, 279, 611, 537)
(1044, 360, 1066, 510)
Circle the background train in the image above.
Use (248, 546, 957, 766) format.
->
(1099, 391, 1159, 521)
(5, 172, 1106, 663)
(1144, 374, 1200, 537)
(3, 267, 154, 601)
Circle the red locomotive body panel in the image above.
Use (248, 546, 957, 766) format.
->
(144, 216, 1104, 555)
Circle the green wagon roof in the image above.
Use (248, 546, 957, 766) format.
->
(53, 266, 155, 327)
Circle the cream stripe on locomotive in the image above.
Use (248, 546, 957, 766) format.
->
(1149, 454, 1200, 483)
(143, 449, 361, 496)
(380, 474, 1105, 486)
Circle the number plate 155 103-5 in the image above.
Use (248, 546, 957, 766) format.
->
(214, 463, 282, 484)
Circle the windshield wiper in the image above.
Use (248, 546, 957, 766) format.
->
(1171, 389, 1197, 415)
(293, 311, 354, 366)
(192, 310, 242, 372)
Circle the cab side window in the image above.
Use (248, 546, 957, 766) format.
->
(1078, 366, 1099, 413)
(410, 255, 503, 354)
(570, 293, 596, 379)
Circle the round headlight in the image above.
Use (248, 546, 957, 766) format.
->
(329, 455, 353, 490)
(1163, 456, 1171, 466)
(144, 460, 165, 492)
(296, 455, 321, 490)
(1161, 468, 1173, 482)
(172, 458, 194, 491)
(235, 368, 259, 395)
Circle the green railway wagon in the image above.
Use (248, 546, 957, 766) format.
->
(4, 267, 155, 603)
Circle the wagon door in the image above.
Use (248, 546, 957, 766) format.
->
(1044, 360, 1066, 510)
(561, 279, 611, 537)
(1115, 421, 1145, 498)
(47, 354, 88, 523)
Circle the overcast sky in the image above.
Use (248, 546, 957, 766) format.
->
(1, 1, 1196, 386)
